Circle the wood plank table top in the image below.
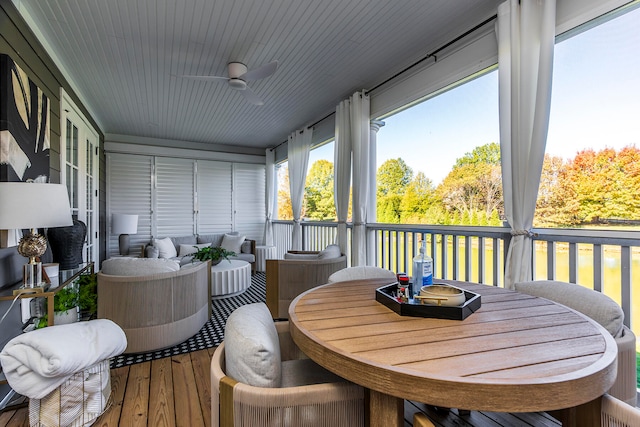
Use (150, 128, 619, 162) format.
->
(288, 278, 618, 427)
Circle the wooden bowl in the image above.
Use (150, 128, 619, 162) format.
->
(418, 284, 465, 306)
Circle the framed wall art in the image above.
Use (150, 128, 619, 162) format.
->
(0, 54, 50, 183)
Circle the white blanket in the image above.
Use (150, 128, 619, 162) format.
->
(0, 319, 127, 399)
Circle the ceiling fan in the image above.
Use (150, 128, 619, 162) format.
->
(183, 60, 278, 106)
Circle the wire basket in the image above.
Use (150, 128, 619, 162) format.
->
(29, 359, 111, 427)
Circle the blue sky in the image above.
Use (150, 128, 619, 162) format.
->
(309, 6, 640, 186)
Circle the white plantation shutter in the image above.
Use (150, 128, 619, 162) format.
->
(107, 152, 266, 249)
(155, 157, 195, 238)
(197, 160, 233, 234)
(107, 153, 153, 257)
(233, 163, 266, 243)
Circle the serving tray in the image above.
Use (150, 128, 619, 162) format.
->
(375, 282, 481, 320)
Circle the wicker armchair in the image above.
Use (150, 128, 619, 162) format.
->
(515, 280, 638, 407)
(266, 249, 347, 319)
(211, 320, 364, 427)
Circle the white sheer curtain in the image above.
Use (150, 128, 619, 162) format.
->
(287, 128, 312, 250)
(334, 99, 351, 255)
(350, 91, 370, 266)
(497, 0, 556, 289)
(263, 148, 276, 246)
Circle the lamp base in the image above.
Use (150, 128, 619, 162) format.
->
(23, 261, 43, 288)
(119, 234, 130, 256)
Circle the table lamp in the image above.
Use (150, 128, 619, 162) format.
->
(112, 213, 138, 256)
(0, 182, 73, 292)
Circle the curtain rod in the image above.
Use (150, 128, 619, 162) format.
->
(269, 111, 334, 151)
(269, 13, 498, 152)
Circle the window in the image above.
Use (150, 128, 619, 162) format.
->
(376, 69, 500, 226)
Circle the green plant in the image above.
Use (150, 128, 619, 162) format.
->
(191, 246, 236, 263)
(53, 286, 79, 313)
(77, 273, 98, 315)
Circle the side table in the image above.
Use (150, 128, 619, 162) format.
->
(211, 260, 251, 298)
(255, 245, 277, 272)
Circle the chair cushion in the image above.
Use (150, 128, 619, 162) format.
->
(329, 266, 397, 283)
(318, 244, 341, 259)
(221, 233, 245, 254)
(224, 303, 281, 387)
(178, 243, 210, 257)
(514, 280, 624, 337)
(101, 258, 180, 276)
(284, 252, 319, 260)
(153, 237, 177, 259)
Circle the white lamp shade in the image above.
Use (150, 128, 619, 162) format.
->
(0, 183, 73, 229)
(112, 213, 138, 235)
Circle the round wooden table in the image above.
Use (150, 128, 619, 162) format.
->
(288, 278, 618, 427)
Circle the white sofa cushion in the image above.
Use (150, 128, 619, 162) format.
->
(101, 258, 180, 276)
(153, 237, 177, 259)
(178, 243, 210, 257)
(221, 233, 245, 254)
(224, 303, 281, 388)
(514, 280, 624, 337)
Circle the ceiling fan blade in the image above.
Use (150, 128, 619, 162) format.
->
(181, 75, 228, 82)
(241, 60, 278, 81)
(240, 85, 264, 106)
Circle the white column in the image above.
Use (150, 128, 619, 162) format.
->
(367, 120, 384, 266)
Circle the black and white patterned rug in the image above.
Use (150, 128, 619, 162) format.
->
(110, 272, 266, 368)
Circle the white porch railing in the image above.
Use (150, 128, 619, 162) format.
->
(272, 220, 640, 331)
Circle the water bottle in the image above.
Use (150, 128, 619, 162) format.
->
(412, 241, 433, 287)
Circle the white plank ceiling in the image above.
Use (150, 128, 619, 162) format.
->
(13, 0, 501, 150)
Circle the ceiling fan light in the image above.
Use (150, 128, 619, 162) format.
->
(228, 78, 247, 90)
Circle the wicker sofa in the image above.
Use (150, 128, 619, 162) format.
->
(97, 258, 211, 353)
(146, 233, 257, 274)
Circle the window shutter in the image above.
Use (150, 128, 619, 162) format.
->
(197, 160, 233, 234)
(155, 157, 195, 238)
(107, 153, 152, 257)
(233, 163, 266, 242)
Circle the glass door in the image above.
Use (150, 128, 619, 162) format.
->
(60, 90, 99, 265)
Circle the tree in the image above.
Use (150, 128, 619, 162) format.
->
(277, 164, 293, 220)
(534, 154, 571, 227)
(377, 158, 413, 198)
(454, 142, 501, 169)
(436, 142, 503, 226)
(400, 172, 437, 223)
(304, 160, 336, 220)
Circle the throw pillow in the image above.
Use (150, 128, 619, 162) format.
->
(178, 243, 210, 257)
(318, 244, 341, 259)
(221, 233, 245, 254)
(153, 237, 177, 259)
(514, 280, 624, 337)
(224, 303, 282, 388)
(145, 245, 159, 258)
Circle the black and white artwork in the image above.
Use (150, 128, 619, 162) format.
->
(0, 54, 50, 183)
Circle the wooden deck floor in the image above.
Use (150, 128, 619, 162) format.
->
(0, 347, 560, 427)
